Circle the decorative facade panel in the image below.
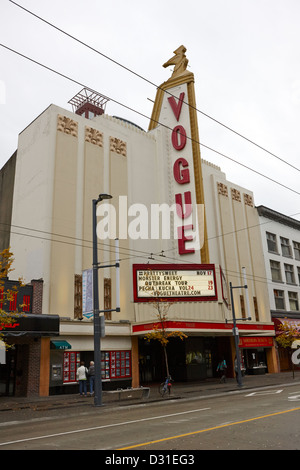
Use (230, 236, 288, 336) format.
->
(110, 136, 127, 157)
(57, 115, 78, 137)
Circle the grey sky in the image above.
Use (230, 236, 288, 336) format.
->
(1, 0, 300, 218)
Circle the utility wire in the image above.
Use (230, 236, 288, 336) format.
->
(9, 0, 300, 174)
(1, 43, 300, 199)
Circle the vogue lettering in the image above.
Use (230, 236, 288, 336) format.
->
(169, 92, 195, 255)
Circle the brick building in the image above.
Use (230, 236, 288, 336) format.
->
(0, 279, 59, 397)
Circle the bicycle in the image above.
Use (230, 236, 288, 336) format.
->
(158, 376, 173, 397)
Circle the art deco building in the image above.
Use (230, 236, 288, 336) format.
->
(0, 47, 278, 396)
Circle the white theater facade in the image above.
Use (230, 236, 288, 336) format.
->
(3, 46, 278, 395)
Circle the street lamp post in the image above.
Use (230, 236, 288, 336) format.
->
(92, 193, 112, 407)
(228, 276, 251, 388)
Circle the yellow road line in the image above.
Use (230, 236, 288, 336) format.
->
(118, 406, 300, 450)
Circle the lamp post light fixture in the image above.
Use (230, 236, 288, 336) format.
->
(92, 193, 112, 407)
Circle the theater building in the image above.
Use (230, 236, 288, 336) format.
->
(0, 46, 278, 395)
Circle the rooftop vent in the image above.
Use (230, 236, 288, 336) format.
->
(68, 88, 110, 119)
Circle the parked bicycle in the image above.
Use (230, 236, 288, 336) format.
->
(158, 376, 173, 397)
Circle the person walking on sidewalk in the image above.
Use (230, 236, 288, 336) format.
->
(77, 361, 88, 397)
(88, 361, 95, 396)
(217, 358, 227, 383)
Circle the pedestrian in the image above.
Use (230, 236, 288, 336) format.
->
(88, 360, 95, 396)
(217, 357, 227, 383)
(77, 361, 88, 397)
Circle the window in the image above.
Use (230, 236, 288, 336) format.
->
(101, 351, 131, 379)
(270, 260, 282, 282)
(293, 241, 300, 260)
(22, 295, 31, 312)
(266, 232, 277, 253)
(274, 289, 285, 310)
(9, 292, 17, 311)
(104, 278, 112, 320)
(289, 292, 299, 311)
(284, 263, 295, 284)
(253, 297, 259, 321)
(298, 267, 300, 284)
(74, 274, 82, 319)
(280, 237, 292, 257)
(240, 295, 246, 318)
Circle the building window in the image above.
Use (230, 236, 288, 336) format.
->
(240, 295, 246, 318)
(253, 297, 259, 321)
(274, 289, 285, 310)
(284, 263, 295, 284)
(266, 232, 278, 253)
(22, 295, 31, 312)
(74, 274, 82, 319)
(270, 260, 282, 282)
(104, 278, 112, 320)
(9, 292, 17, 311)
(298, 267, 300, 284)
(289, 292, 299, 311)
(280, 237, 292, 257)
(293, 241, 300, 260)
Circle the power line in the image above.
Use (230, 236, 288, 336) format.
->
(1, 42, 300, 200)
(9, 0, 300, 175)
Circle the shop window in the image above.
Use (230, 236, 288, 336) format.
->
(101, 350, 131, 380)
(104, 278, 111, 320)
(284, 264, 295, 284)
(288, 292, 299, 311)
(270, 260, 282, 282)
(274, 289, 285, 310)
(293, 241, 300, 260)
(280, 237, 292, 257)
(266, 232, 277, 253)
(63, 351, 81, 383)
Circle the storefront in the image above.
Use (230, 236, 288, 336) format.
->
(273, 315, 300, 371)
(49, 346, 132, 394)
(238, 336, 274, 375)
(49, 320, 134, 394)
(1, 314, 59, 397)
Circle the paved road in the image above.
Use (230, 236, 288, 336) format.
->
(1, 383, 300, 452)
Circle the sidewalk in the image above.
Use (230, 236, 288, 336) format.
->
(0, 371, 299, 413)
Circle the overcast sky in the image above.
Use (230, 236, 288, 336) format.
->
(1, 0, 300, 220)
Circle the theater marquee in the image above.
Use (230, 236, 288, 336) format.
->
(133, 264, 217, 302)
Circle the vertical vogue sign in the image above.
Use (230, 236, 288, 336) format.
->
(133, 264, 217, 302)
(168, 90, 198, 256)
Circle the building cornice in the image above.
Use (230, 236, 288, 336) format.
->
(257, 205, 300, 231)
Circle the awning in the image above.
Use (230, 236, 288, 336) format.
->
(1, 314, 59, 337)
(50, 340, 71, 350)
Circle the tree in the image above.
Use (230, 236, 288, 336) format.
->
(276, 319, 300, 378)
(0, 248, 24, 347)
(144, 298, 187, 378)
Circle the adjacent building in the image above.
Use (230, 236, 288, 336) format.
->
(257, 205, 300, 371)
(0, 46, 278, 396)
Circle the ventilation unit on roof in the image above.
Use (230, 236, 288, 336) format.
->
(68, 88, 110, 119)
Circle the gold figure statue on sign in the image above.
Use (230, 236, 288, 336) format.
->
(163, 45, 189, 78)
